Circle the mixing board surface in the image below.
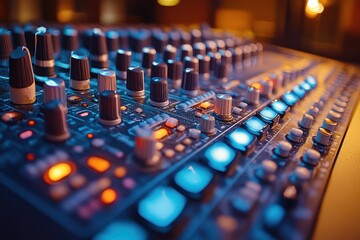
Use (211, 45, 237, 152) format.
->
(0, 24, 359, 240)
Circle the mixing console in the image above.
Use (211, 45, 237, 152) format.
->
(0, 24, 359, 240)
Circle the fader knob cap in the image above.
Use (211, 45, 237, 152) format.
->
(126, 67, 145, 97)
(314, 127, 332, 146)
(274, 141, 292, 158)
(246, 86, 260, 105)
(287, 128, 303, 143)
(199, 114, 215, 134)
(43, 100, 70, 142)
(97, 70, 117, 93)
(327, 110, 342, 122)
(307, 106, 319, 117)
(214, 94, 233, 121)
(98, 90, 122, 126)
(321, 118, 337, 132)
(43, 78, 67, 107)
(150, 77, 169, 107)
(134, 128, 161, 167)
(299, 113, 314, 129)
(302, 149, 321, 166)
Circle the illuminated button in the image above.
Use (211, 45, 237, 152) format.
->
(19, 130, 34, 140)
(243, 116, 269, 140)
(225, 128, 257, 155)
(203, 142, 237, 173)
(269, 100, 289, 117)
(174, 144, 185, 152)
(1, 111, 24, 124)
(87, 156, 111, 173)
(174, 162, 214, 199)
(305, 75, 317, 88)
(114, 166, 127, 178)
(200, 101, 211, 109)
(154, 128, 168, 140)
(292, 85, 306, 99)
(165, 118, 178, 128)
(44, 162, 74, 184)
(100, 188, 118, 205)
(138, 186, 186, 231)
(258, 107, 279, 127)
(282, 91, 299, 107)
(300, 81, 311, 91)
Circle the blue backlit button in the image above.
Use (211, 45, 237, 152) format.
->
(243, 116, 269, 140)
(225, 127, 257, 155)
(300, 81, 311, 91)
(269, 99, 289, 117)
(262, 204, 285, 232)
(258, 107, 280, 128)
(292, 85, 306, 99)
(174, 162, 215, 200)
(138, 186, 186, 232)
(282, 91, 299, 107)
(203, 142, 238, 174)
(305, 75, 317, 88)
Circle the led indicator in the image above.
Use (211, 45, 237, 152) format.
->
(44, 162, 74, 184)
(226, 128, 255, 152)
(87, 156, 111, 173)
(204, 142, 236, 172)
(100, 188, 118, 205)
(154, 128, 168, 140)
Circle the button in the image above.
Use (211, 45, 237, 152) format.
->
(44, 162, 75, 184)
(302, 149, 321, 166)
(273, 141, 292, 158)
(203, 142, 237, 173)
(239, 102, 248, 112)
(269, 100, 289, 117)
(199, 114, 216, 134)
(321, 118, 337, 132)
(225, 127, 257, 155)
(163, 149, 175, 159)
(258, 107, 280, 127)
(334, 99, 347, 108)
(214, 94, 233, 121)
(243, 116, 269, 140)
(165, 118, 179, 128)
(292, 85, 306, 99)
(282, 91, 299, 107)
(174, 144, 185, 152)
(327, 110, 342, 121)
(246, 86, 260, 105)
(189, 128, 201, 139)
(154, 128, 168, 140)
(314, 127, 332, 146)
(87, 156, 111, 173)
(287, 128, 303, 143)
(255, 160, 277, 182)
(299, 81, 311, 91)
(305, 75, 317, 88)
(299, 113, 314, 129)
(174, 162, 214, 199)
(138, 186, 186, 230)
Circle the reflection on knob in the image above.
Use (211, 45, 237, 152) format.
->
(273, 141, 292, 158)
(214, 94, 233, 121)
(314, 127, 332, 146)
(44, 78, 66, 107)
(246, 86, 260, 105)
(97, 70, 117, 93)
(302, 149, 321, 166)
(199, 114, 215, 134)
(287, 128, 303, 143)
(43, 100, 70, 142)
(126, 67, 145, 97)
(134, 128, 161, 167)
(321, 117, 337, 132)
(150, 77, 169, 107)
(299, 113, 314, 129)
(98, 90, 122, 126)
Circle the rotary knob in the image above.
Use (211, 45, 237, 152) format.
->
(208, 52, 221, 73)
(307, 106, 319, 117)
(197, 54, 210, 81)
(150, 77, 169, 107)
(287, 128, 303, 143)
(163, 44, 177, 62)
(61, 27, 78, 52)
(199, 114, 215, 134)
(273, 141, 292, 158)
(246, 86, 260, 105)
(11, 26, 26, 48)
(43, 78, 66, 107)
(34, 28, 56, 78)
(106, 30, 119, 54)
(116, 49, 132, 79)
(89, 28, 109, 69)
(151, 62, 168, 80)
(193, 42, 206, 56)
(70, 50, 91, 90)
(215, 62, 228, 81)
(180, 44, 193, 61)
(260, 78, 273, 98)
(97, 70, 117, 93)
(302, 149, 321, 166)
(183, 56, 199, 73)
(98, 90, 122, 126)
(126, 66, 145, 97)
(255, 159, 277, 181)
(314, 127, 332, 146)
(327, 110, 342, 122)
(134, 128, 161, 167)
(214, 94, 233, 121)
(181, 68, 199, 96)
(141, 47, 156, 76)
(321, 117, 337, 132)
(43, 100, 70, 142)
(167, 59, 182, 82)
(0, 28, 12, 67)
(299, 113, 314, 129)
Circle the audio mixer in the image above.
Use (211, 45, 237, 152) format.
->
(0, 24, 359, 240)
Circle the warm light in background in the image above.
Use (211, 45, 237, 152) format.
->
(305, 0, 325, 19)
(157, 0, 181, 7)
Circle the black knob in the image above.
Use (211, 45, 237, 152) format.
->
(9, 46, 36, 105)
(205, 40, 217, 54)
(197, 54, 210, 76)
(150, 77, 169, 107)
(0, 28, 13, 66)
(98, 90, 122, 126)
(141, 47, 156, 76)
(193, 42, 206, 56)
(180, 44, 193, 61)
(168, 31, 181, 48)
(127, 66, 145, 97)
(190, 29, 202, 45)
(208, 52, 221, 72)
(215, 62, 228, 80)
(163, 44, 177, 62)
(116, 49, 132, 79)
(182, 68, 199, 96)
(43, 100, 70, 142)
(11, 26, 26, 47)
(152, 31, 168, 53)
(129, 29, 151, 53)
(61, 27, 79, 51)
(151, 62, 168, 80)
(70, 50, 91, 90)
(34, 28, 56, 77)
(24, 27, 36, 56)
(90, 28, 109, 69)
(167, 59, 182, 81)
(183, 56, 199, 72)
(106, 30, 119, 53)
(49, 28, 60, 59)
(117, 30, 129, 49)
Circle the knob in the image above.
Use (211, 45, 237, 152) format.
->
(98, 90, 122, 126)
(260, 78, 273, 98)
(321, 117, 337, 132)
(9, 46, 36, 105)
(246, 86, 260, 105)
(0, 28, 13, 66)
(208, 52, 221, 72)
(34, 28, 56, 78)
(199, 114, 215, 134)
(116, 49, 132, 79)
(299, 113, 314, 129)
(205, 40, 217, 54)
(49, 28, 60, 59)
(150, 77, 169, 107)
(334, 99, 347, 108)
(180, 44, 193, 61)
(214, 94, 233, 121)
(273, 141, 292, 158)
(183, 56, 199, 73)
(287, 128, 303, 143)
(129, 30, 150, 53)
(327, 110, 342, 122)
(44, 78, 66, 107)
(230, 47, 243, 69)
(24, 27, 36, 56)
(118, 30, 129, 49)
(151, 62, 168, 80)
(43, 100, 70, 142)
(11, 26, 26, 48)
(141, 47, 156, 76)
(167, 59, 182, 82)
(126, 66, 145, 97)
(190, 29, 201, 45)
(290, 167, 311, 185)
(302, 149, 321, 166)
(106, 30, 119, 53)
(60, 27, 78, 61)
(89, 28, 109, 69)
(80, 29, 92, 50)
(97, 70, 117, 93)
(193, 42, 206, 56)
(134, 128, 161, 167)
(151, 31, 168, 53)
(314, 100, 324, 109)
(163, 44, 177, 62)
(197, 54, 210, 81)
(70, 50, 91, 90)
(181, 68, 199, 96)
(331, 105, 345, 114)
(314, 127, 332, 146)
(168, 31, 180, 48)
(215, 62, 228, 81)
(307, 106, 319, 117)
(255, 159, 277, 181)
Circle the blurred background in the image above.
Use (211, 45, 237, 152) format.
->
(0, 0, 359, 63)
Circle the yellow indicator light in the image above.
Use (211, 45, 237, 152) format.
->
(100, 188, 118, 205)
(157, 0, 180, 7)
(200, 101, 211, 109)
(44, 162, 74, 184)
(87, 156, 110, 173)
(154, 128, 168, 140)
(251, 82, 262, 90)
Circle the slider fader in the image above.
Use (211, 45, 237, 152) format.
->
(0, 24, 359, 240)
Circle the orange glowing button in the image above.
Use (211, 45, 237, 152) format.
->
(154, 128, 168, 140)
(251, 82, 262, 90)
(87, 156, 110, 173)
(28, 120, 36, 126)
(114, 167, 127, 178)
(44, 162, 75, 184)
(100, 188, 118, 205)
(200, 101, 211, 109)
(87, 133, 94, 139)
